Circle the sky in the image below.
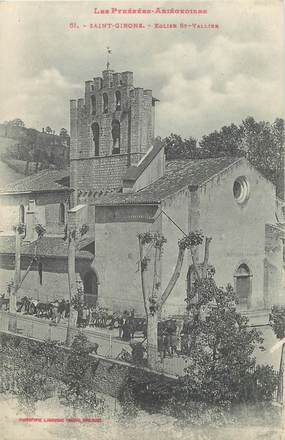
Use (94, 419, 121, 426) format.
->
(0, 0, 284, 140)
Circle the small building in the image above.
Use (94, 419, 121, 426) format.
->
(0, 169, 94, 302)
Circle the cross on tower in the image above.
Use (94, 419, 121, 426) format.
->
(106, 47, 111, 70)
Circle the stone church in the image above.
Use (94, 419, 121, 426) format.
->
(0, 66, 284, 324)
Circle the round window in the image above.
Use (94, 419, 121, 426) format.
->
(233, 176, 250, 204)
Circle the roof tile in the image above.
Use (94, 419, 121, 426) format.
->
(0, 168, 70, 194)
(0, 235, 93, 259)
(95, 157, 242, 205)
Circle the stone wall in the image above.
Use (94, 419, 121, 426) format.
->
(0, 330, 176, 400)
(0, 192, 69, 234)
(0, 255, 92, 302)
(94, 204, 161, 313)
(71, 153, 143, 192)
(157, 160, 280, 315)
(70, 69, 157, 195)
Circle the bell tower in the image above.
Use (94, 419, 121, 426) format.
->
(70, 63, 158, 199)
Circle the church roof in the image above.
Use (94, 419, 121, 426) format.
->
(95, 157, 243, 205)
(123, 138, 164, 182)
(0, 235, 94, 260)
(0, 168, 70, 195)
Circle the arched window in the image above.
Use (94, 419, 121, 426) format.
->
(112, 119, 120, 154)
(115, 91, 121, 111)
(235, 264, 251, 307)
(83, 270, 98, 306)
(19, 205, 25, 224)
(59, 203, 65, 224)
(91, 95, 96, 115)
(91, 122, 100, 156)
(103, 93, 108, 114)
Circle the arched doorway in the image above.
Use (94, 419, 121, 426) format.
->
(83, 271, 98, 306)
(235, 263, 251, 308)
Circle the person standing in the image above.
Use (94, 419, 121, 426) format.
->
(122, 319, 131, 341)
(65, 300, 70, 318)
(163, 328, 171, 358)
(118, 314, 124, 339)
(157, 322, 164, 361)
(58, 299, 65, 319)
(82, 306, 88, 328)
(53, 299, 60, 324)
(170, 321, 177, 356)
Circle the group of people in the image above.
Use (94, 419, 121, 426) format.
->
(11, 296, 71, 324)
(49, 299, 70, 323)
(157, 317, 195, 359)
(2, 290, 197, 360)
(77, 306, 146, 341)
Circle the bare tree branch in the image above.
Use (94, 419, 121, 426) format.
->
(139, 236, 148, 317)
(160, 246, 186, 306)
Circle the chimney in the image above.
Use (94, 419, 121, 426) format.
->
(276, 147, 285, 201)
(24, 200, 37, 242)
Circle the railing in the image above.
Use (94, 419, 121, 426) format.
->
(0, 311, 133, 359)
(0, 311, 188, 377)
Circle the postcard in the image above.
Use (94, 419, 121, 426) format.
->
(0, 1, 284, 439)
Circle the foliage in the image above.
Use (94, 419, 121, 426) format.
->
(2, 120, 69, 169)
(35, 339, 64, 368)
(5, 118, 25, 127)
(182, 278, 273, 404)
(64, 224, 89, 243)
(60, 127, 68, 137)
(161, 117, 284, 184)
(199, 123, 244, 158)
(59, 333, 99, 414)
(35, 223, 46, 239)
(13, 223, 26, 235)
(0, 337, 62, 414)
(138, 231, 167, 248)
(79, 223, 89, 237)
(71, 283, 84, 311)
(178, 231, 204, 249)
(0, 334, 102, 416)
(122, 276, 277, 414)
(269, 305, 285, 339)
(160, 133, 198, 160)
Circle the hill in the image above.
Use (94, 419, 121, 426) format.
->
(0, 159, 24, 187)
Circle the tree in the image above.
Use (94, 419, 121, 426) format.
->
(64, 223, 89, 345)
(59, 333, 100, 416)
(269, 306, 285, 405)
(9, 223, 46, 313)
(0, 338, 61, 414)
(161, 133, 198, 160)
(138, 230, 209, 369)
(163, 117, 284, 184)
(198, 117, 284, 184)
(182, 276, 276, 403)
(45, 126, 52, 134)
(199, 123, 244, 158)
(269, 306, 285, 340)
(7, 118, 25, 127)
(121, 284, 278, 418)
(59, 128, 68, 137)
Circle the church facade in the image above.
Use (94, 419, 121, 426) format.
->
(0, 67, 284, 322)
